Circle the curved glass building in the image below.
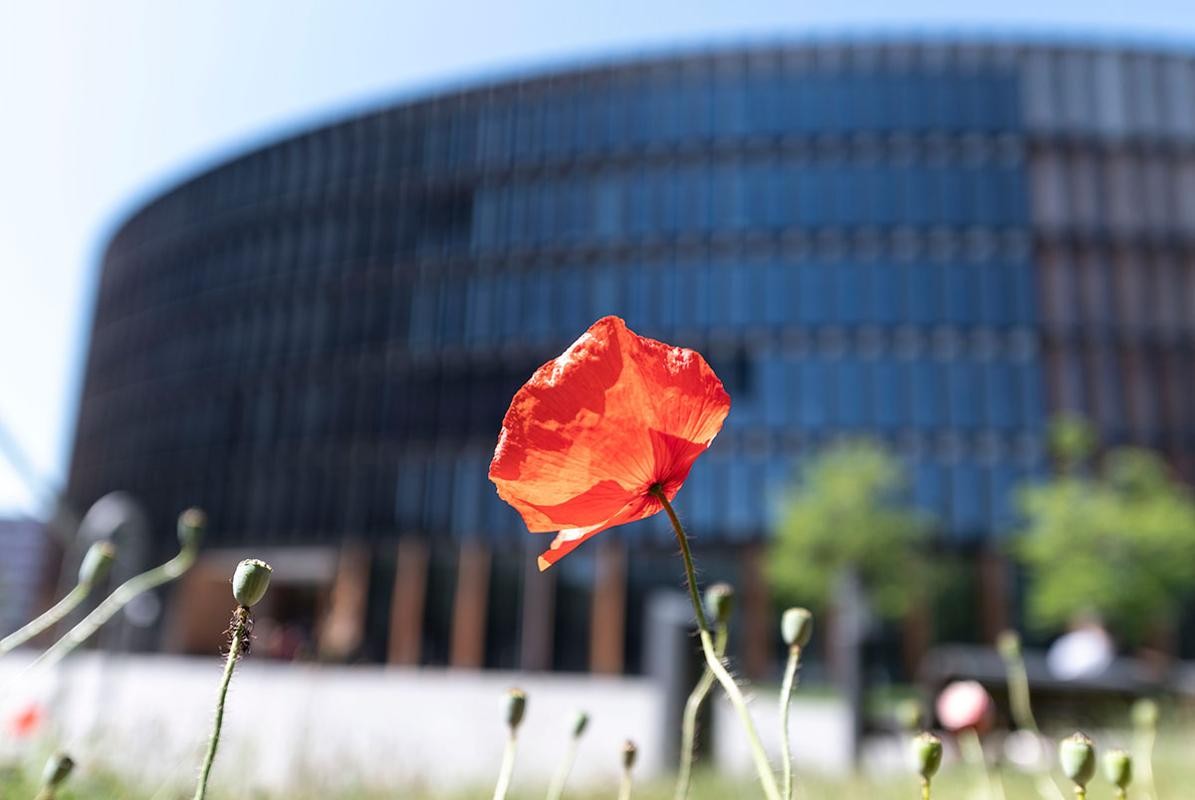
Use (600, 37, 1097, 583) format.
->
(67, 38, 1195, 673)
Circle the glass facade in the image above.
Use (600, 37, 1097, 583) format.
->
(66, 40, 1195, 670)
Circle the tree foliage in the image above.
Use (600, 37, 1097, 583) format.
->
(766, 439, 932, 620)
(1015, 418, 1195, 643)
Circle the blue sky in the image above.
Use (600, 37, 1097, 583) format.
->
(2, 0, 1195, 516)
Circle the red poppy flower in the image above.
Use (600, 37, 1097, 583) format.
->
(935, 680, 995, 734)
(490, 316, 731, 570)
(8, 701, 42, 738)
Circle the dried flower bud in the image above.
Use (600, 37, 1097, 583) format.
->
(910, 732, 943, 780)
(781, 607, 813, 649)
(1102, 749, 1132, 790)
(1132, 698, 1159, 730)
(703, 582, 735, 626)
(570, 710, 589, 739)
(504, 688, 527, 731)
(40, 752, 74, 789)
(996, 629, 1021, 661)
(177, 507, 206, 550)
(232, 559, 272, 607)
(1059, 732, 1096, 787)
(621, 739, 638, 771)
(78, 541, 116, 588)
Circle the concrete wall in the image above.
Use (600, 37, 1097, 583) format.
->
(0, 653, 850, 794)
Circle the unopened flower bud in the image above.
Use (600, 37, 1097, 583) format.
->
(232, 559, 272, 607)
(895, 698, 924, 732)
(41, 752, 74, 789)
(1102, 749, 1132, 790)
(78, 541, 116, 588)
(936, 680, 995, 733)
(570, 710, 589, 739)
(781, 607, 813, 649)
(1059, 732, 1096, 787)
(504, 688, 527, 731)
(910, 732, 942, 780)
(703, 582, 735, 626)
(622, 739, 638, 771)
(177, 507, 206, 550)
(1132, 698, 1158, 730)
(996, 629, 1021, 661)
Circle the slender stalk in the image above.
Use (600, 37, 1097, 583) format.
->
(32, 543, 197, 671)
(999, 642, 1065, 800)
(193, 606, 249, 800)
(546, 739, 579, 800)
(674, 624, 728, 800)
(1134, 725, 1157, 800)
(651, 487, 781, 800)
(618, 767, 634, 800)
(1073, 789, 1086, 800)
(921, 777, 931, 800)
(0, 584, 89, 655)
(959, 728, 1001, 800)
(779, 645, 802, 800)
(1115, 789, 1126, 800)
(493, 733, 518, 800)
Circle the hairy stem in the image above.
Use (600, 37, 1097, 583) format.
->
(193, 606, 249, 800)
(32, 544, 197, 671)
(545, 739, 578, 800)
(651, 487, 781, 800)
(0, 584, 89, 656)
(674, 624, 728, 800)
(959, 729, 1000, 800)
(618, 766, 634, 800)
(779, 645, 802, 800)
(493, 732, 518, 800)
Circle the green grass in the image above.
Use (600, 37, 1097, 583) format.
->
(2, 741, 1188, 800)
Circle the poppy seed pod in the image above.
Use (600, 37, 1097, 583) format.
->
(703, 582, 735, 625)
(910, 732, 943, 780)
(77, 541, 116, 588)
(622, 740, 638, 770)
(1132, 697, 1159, 730)
(177, 507, 206, 550)
(231, 559, 272, 607)
(504, 688, 527, 730)
(996, 629, 1022, 661)
(41, 752, 74, 788)
(1059, 732, 1097, 787)
(781, 607, 813, 649)
(1102, 749, 1132, 790)
(570, 710, 589, 739)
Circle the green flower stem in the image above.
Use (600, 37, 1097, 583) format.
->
(1073, 789, 1086, 800)
(1134, 726, 1157, 800)
(0, 584, 90, 656)
(959, 728, 1003, 800)
(32, 543, 197, 670)
(492, 732, 518, 800)
(779, 644, 802, 800)
(618, 766, 634, 800)
(999, 648, 1065, 800)
(651, 487, 781, 800)
(545, 738, 579, 800)
(674, 623, 728, 800)
(921, 777, 931, 800)
(193, 605, 250, 800)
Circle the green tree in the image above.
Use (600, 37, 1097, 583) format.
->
(1015, 417, 1195, 643)
(767, 439, 932, 619)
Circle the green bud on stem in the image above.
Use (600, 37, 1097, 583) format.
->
(1103, 749, 1132, 790)
(78, 541, 116, 588)
(178, 508, 206, 550)
(910, 732, 943, 780)
(996, 629, 1021, 661)
(41, 752, 75, 789)
(504, 688, 527, 731)
(622, 740, 638, 771)
(1059, 732, 1097, 788)
(1132, 698, 1159, 730)
(570, 710, 589, 739)
(781, 607, 813, 649)
(232, 559, 272, 607)
(703, 582, 735, 625)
